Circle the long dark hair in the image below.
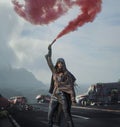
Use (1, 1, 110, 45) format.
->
(55, 58, 67, 73)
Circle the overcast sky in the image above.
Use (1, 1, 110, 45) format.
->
(0, 0, 120, 85)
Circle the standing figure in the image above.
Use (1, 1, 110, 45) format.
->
(45, 44, 76, 127)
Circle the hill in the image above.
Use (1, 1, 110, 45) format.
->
(0, 67, 48, 103)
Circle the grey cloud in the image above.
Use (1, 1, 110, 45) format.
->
(0, 4, 19, 68)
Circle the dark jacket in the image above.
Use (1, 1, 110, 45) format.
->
(45, 48, 76, 95)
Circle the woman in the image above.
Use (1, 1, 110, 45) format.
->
(45, 44, 76, 127)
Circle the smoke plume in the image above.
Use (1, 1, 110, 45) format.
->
(12, 0, 102, 40)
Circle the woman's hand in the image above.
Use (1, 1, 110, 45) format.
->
(48, 44, 52, 51)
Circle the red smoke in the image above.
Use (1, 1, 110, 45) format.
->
(56, 0, 102, 39)
(12, 0, 72, 25)
(12, 0, 102, 40)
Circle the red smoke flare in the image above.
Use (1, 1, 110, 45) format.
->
(12, 0, 102, 41)
(56, 0, 102, 40)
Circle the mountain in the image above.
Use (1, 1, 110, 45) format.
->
(0, 67, 49, 103)
(0, 67, 92, 103)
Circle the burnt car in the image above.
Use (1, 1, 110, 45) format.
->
(0, 94, 10, 110)
(36, 94, 50, 103)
